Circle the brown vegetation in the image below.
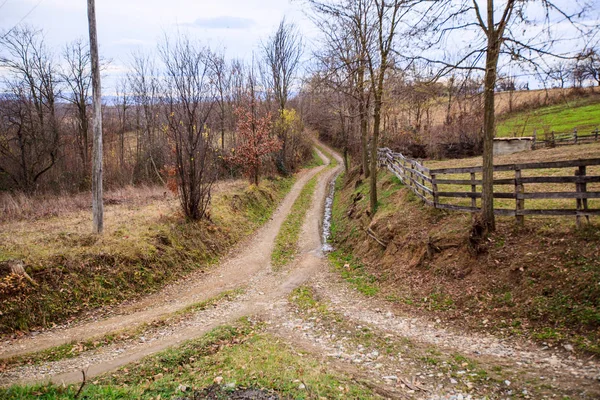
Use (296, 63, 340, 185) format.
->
(332, 145, 600, 354)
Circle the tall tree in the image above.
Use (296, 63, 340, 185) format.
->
(363, 0, 408, 215)
(208, 51, 231, 150)
(0, 26, 60, 192)
(160, 35, 217, 221)
(415, 0, 593, 233)
(128, 52, 163, 183)
(262, 18, 304, 174)
(61, 39, 92, 183)
(308, 0, 374, 177)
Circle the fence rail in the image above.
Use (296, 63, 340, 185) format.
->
(378, 148, 600, 226)
(532, 127, 599, 148)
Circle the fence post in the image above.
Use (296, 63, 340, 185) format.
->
(551, 131, 555, 147)
(595, 127, 599, 141)
(470, 172, 477, 210)
(515, 168, 524, 225)
(431, 173, 438, 208)
(533, 129, 537, 148)
(573, 128, 578, 144)
(575, 166, 589, 228)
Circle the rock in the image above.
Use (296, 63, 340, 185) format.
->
(225, 382, 235, 389)
(298, 383, 306, 390)
(178, 384, 188, 392)
(563, 344, 574, 352)
(505, 380, 511, 386)
(450, 378, 458, 384)
(214, 376, 223, 384)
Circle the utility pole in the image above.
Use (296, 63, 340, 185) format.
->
(87, 0, 103, 234)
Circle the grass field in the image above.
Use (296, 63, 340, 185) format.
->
(496, 97, 600, 138)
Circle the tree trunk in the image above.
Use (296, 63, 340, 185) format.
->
(357, 66, 370, 178)
(481, 36, 500, 233)
(370, 98, 381, 215)
(87, 0, 104, 234)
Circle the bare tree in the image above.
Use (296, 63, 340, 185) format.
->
(415, 0, 594, 233)
(575, 47, 600, 86)
(128, 51, 163, 183)
(0, 26, 60, 192)
(262, 18, 304, 173)
(364, 0, 410, 215)
(60, 39, 92, 183)
(547, 61, 572, 88)
(308, 0, 374, 178)
(114, 77, 130, 171)
(208, 51, 231, 150)
(160, 34, 218, 220)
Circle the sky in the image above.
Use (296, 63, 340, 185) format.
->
(0, 0, 318, 93)
(1, 0, 599, 93)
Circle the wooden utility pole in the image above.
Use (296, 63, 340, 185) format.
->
(87, 0, 103, 234)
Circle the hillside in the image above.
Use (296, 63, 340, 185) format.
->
(330, 143, 600, 355)
(496, 94, 600, 138)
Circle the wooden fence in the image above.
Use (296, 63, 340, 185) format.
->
(378, 148, 600, 226)
(532, 127, 599, 148)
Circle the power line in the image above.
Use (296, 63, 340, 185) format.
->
(1, 0, 45, 40)
(0, 0, 10, 11)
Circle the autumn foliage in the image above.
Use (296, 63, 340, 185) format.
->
(229, 106, 281, 185)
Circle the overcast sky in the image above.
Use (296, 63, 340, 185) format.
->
(2, 0, 599, 93)
(0, 0, 316, 92)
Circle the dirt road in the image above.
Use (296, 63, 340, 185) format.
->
(2, 143, 599, 399)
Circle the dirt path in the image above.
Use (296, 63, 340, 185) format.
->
(0, 154, 327, 361)
(2, 143, 599, 398)
(0, 144, 342, 386)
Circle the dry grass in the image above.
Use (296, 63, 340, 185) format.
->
(0, 185, 169, 223)
(0, 177, 294, 334)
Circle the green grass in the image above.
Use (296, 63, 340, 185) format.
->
(496, 98, 600, 138)
(314, 143, 339, 168)
(328, 249, 379, 296)
(2, 318, 378, 399)
(271, 174, 321, 270)
(304, 149, 325, 168)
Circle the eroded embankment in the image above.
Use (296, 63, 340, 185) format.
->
(330, 166, 600, 355)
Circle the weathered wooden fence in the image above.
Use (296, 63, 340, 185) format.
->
(378, 148, 600, 227)
(532, 127, 600, 148)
